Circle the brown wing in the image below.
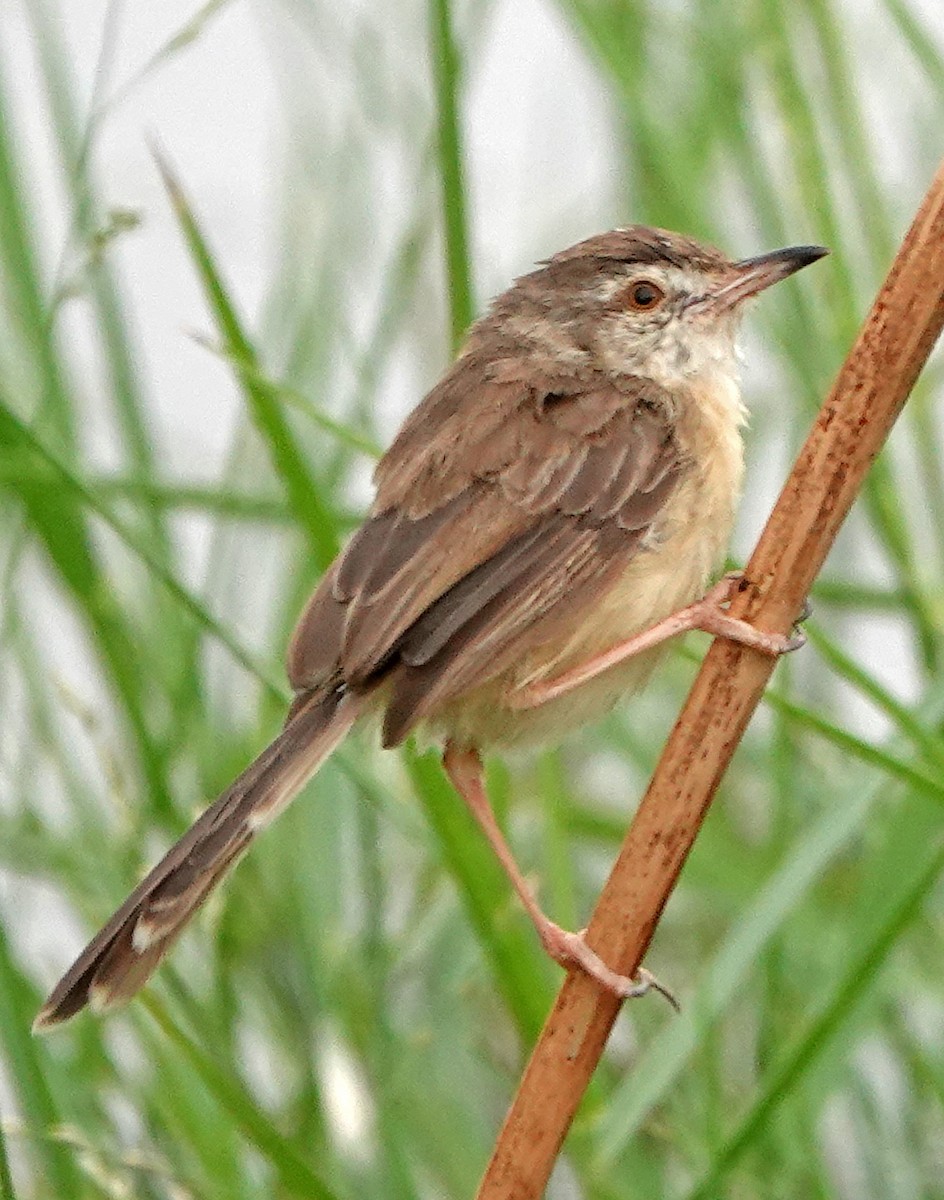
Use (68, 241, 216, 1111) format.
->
(286, 354, 687, 741)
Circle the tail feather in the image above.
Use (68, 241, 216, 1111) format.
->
(34, 688, 359, 1031)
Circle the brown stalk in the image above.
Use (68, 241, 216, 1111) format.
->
(476, 159, 944, 1200)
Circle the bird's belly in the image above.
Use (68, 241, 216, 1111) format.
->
(420, 373, 745, 753)
(428, 498, 735, 752)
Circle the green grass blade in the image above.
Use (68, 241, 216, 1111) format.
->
(881, 0, 944, 95)
(805, 624, 944, 771)
(194, 338, 382, 458)
(0, 49, 75, 441)
(590, 731, 913, 1166)
(28, 0, 163, 499)
(154, 149, 340, 569)
(0, 397, 287, 702)
(142, 996, 344, 1200)
(0, 926, 85, 1199)
(428, 0, 475, 347)
(765, 688, 944, 804)
(0, 404, 173, 814)
(0, 1110, 14, 1200)
(684, 832, 944, 1198)
(405, 748, 551, 1042)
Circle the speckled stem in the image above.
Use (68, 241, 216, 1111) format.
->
(476, 159, 944, 1200)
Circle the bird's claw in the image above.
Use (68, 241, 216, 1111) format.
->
(539, 922, 679, 1010)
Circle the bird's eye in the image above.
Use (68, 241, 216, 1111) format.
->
(626, 280, 665, 311)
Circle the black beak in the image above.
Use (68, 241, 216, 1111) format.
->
(713, 244, 829, 308)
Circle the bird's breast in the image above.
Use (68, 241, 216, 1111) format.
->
(531, 368, 747, 674)
(427, 374, 747, 751)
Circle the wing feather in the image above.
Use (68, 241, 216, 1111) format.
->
(285, 358, 687, 735)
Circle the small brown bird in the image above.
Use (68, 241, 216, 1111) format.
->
(35, 226, 826, 1030)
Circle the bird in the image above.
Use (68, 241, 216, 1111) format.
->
(34, 225, 827, 1030)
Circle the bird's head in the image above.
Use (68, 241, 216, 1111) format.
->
(489, 226, 827, 392)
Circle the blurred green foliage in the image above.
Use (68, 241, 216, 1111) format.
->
(1, 1, 943, 1197)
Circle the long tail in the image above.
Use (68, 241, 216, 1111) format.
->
(34, 688, 360, 1031)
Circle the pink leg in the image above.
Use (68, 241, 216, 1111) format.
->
(510, 573, 804, 711)
(443, 743, 676, 1006)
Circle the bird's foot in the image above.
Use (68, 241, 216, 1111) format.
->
(696, 572, 807, 655)
(510, 573, 807, 711)
(538, 920, 679, 1010)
